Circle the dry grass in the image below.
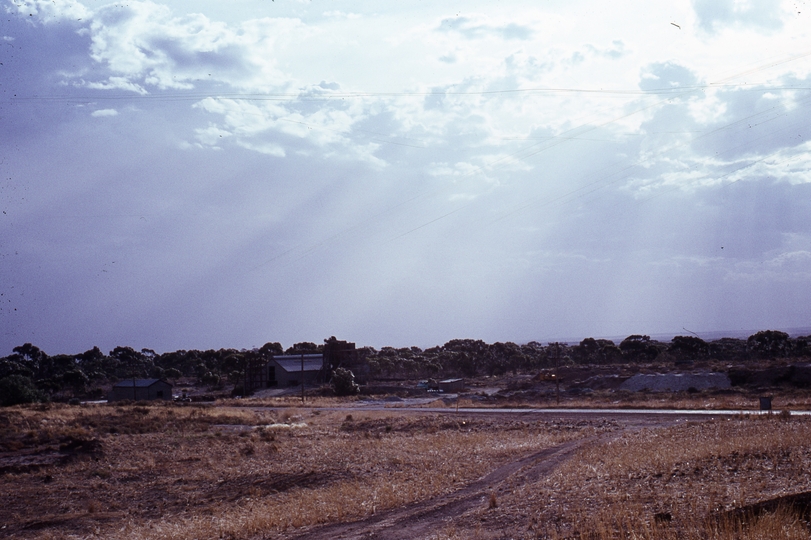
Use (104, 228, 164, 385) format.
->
(0, 403, 585, 539)
(459, 389, 811, 412)
(440, 414, 811, 539)
(221, 395, 364, 408)
(232, 391, 807, 413)
(4, 401, 810, 539)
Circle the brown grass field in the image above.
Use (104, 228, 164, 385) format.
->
(1, 400, 810, 539)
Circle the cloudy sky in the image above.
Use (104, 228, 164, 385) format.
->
(2, 0, 811, 355)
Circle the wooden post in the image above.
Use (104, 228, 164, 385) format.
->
(301, 353, 305, 404)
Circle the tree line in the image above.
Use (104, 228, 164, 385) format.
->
(0, 330, 808, 405)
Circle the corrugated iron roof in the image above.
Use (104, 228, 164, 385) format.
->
(274, 354, 324, 360)
(272, 355, 324, 373)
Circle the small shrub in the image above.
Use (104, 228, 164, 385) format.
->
(331, 368, 360, 396)
(201, 372, 220, 386)
(91, 468, 112, 479)
(240, 443, 255, 456)
(257, 428, 275, 442)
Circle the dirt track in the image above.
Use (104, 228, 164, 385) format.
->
(276, 410, 696, 540)
(281, 438, 587, 540)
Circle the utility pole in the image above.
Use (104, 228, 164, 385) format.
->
(555, 342, 560, 405)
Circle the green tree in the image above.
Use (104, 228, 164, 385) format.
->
(285, 342, 321, 354)
(201, 371, 220, 386)
(747, 330, 791, 359)
(0, 375, 48, 406)
(669, 336, 709, 361)
(0, 357, 34, 379)
(259, 342, 283, 357)
(11, 343, 49, 379)
(110, 346, 150, 379)
(600, 344, 624, 363)
(619, 335, 660, 362)
(60, 369, 90, 394)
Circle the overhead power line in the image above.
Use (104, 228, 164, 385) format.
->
(8, 83, 811, 104)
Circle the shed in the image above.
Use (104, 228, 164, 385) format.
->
(109, 379, 173, 402)
(268, 354, 324, 387)
(439, 378, 465, 393)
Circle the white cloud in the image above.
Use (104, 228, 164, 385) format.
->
(194, 124, 232, 146)
(767, 250, 811, 267)
(87, 2, 239, 90)
(436, 16, 534, 41)
(7, 0, 89, 23)
(749, 143, 811, 184)
(91, 108, 118, 117)
(191, 95, 373, 159)
(692, 0, 786, 33)
(322, 11, 361, 20)
(429, 162, 481, 178)
(85, 76, 147, 94)
(237, 140, 285, 157)
(585, 40, 627, 59)
(726, 250, 811, 282)
(0, 1, 729, 171)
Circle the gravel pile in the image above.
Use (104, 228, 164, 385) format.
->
(619, 372, 731, 392)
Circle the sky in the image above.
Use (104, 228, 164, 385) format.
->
(2, 0, 811, 355)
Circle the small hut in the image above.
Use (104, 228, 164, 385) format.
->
(108, 379, 173, 402)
